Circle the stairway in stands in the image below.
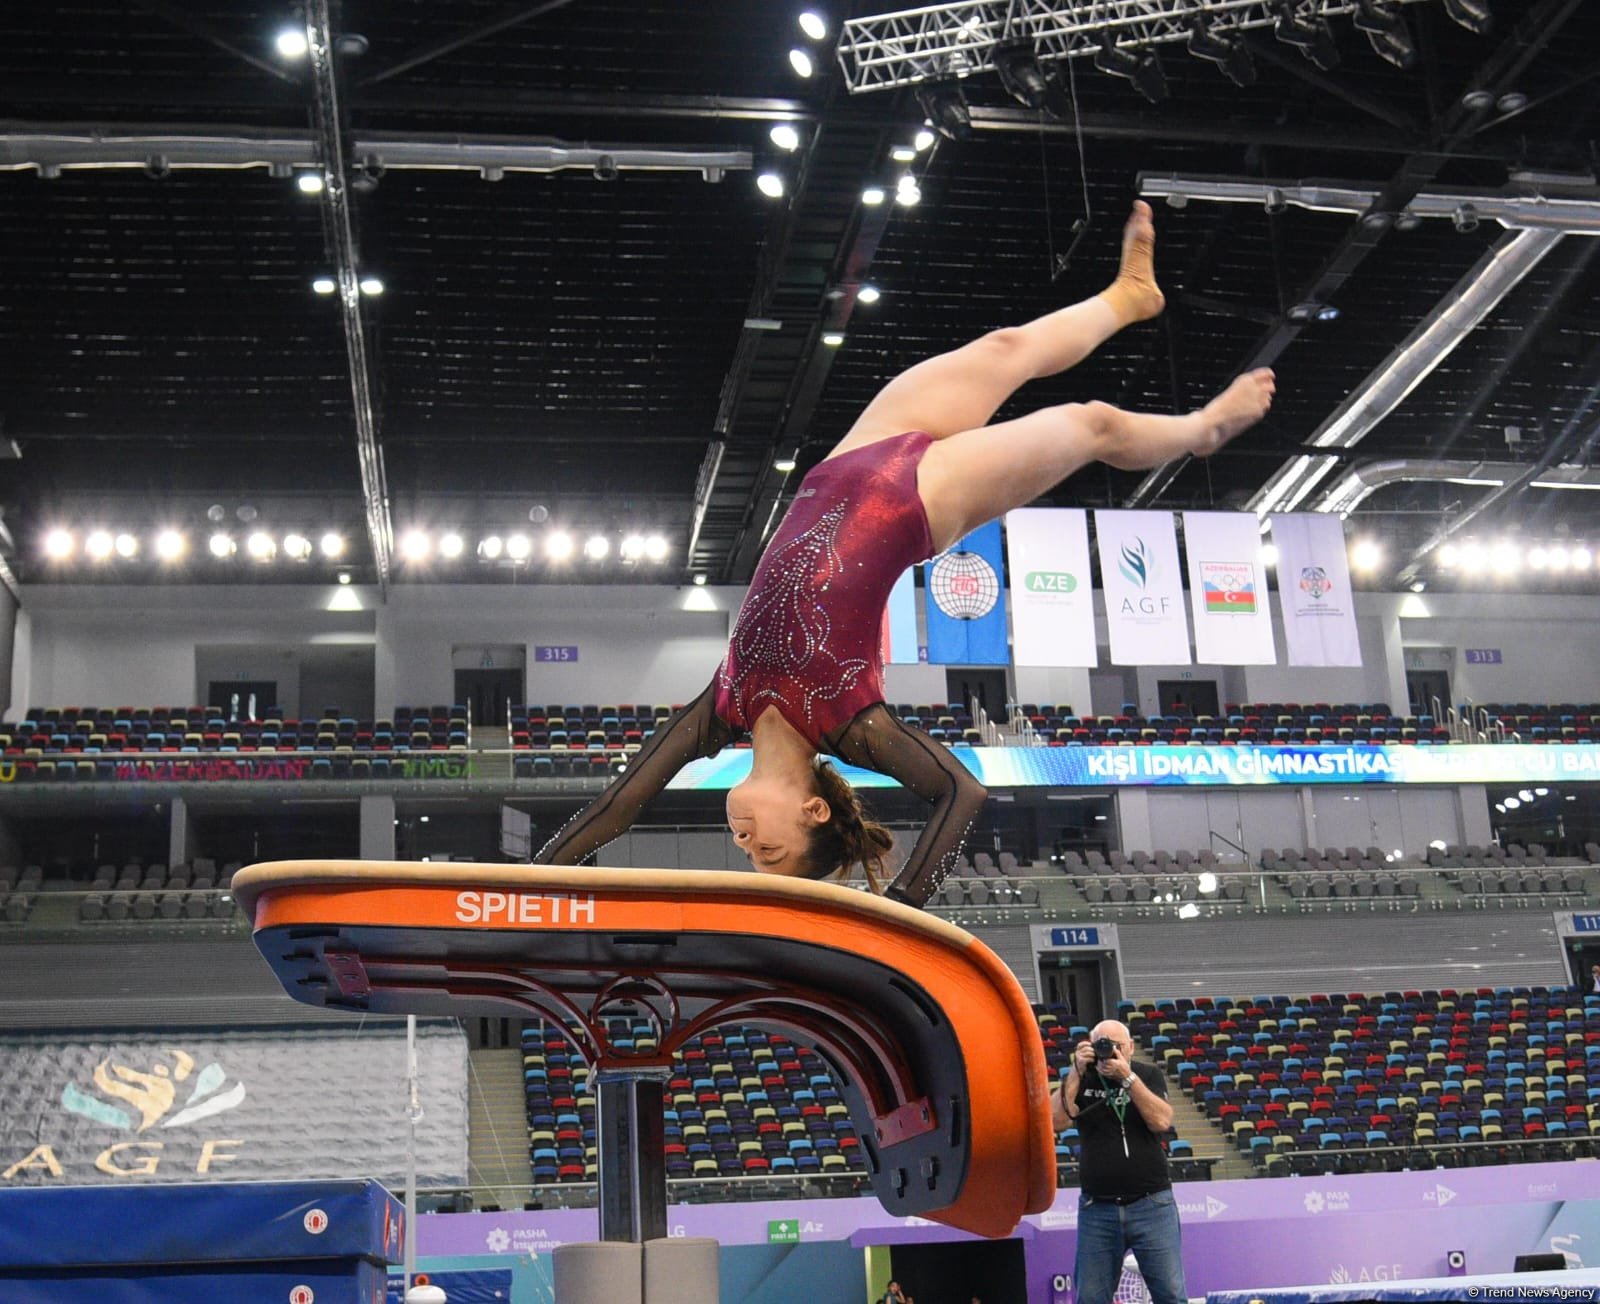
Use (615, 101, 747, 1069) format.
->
(467, 1047, 533, 1209)
(473, 725, 513, 782)
(1166, 1082, 1250, 1181)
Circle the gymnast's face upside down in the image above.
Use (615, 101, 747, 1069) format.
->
(725, 773, 831, 878)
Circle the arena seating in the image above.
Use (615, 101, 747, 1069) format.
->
(0, 863, 43, 923)
(1122, 986, 1600, 1177)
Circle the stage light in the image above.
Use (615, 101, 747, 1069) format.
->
(769, 124, 801, 152)
(890, 144, 917, 163)
(358, 276, 384, 296)
(822, 332, 845, 347)
(544, 530, 574, 561)
(756, 172, 785, 199)
(789, 48, 815, 78)
(1573, 546, 1594, 570)
(994, 41, 1052, 109)
(296, 172, 324, 194)
(399, 530, 430, 562)
(861, 185, 886, 206)
(1187, 19, 1255, 86)
(914, 128, 936, 152)
(915, 85, 972, 140)
(1517, 789, 1534, 803)
(895, 176, 921, 206)
(1354, 0, 1416, 69)
(1503, 796, 1521, 810)
(1546, 545, 1569, 570)
(85, 530, 114, 561)
(621, 534, 647, 562)
(1260, 544, 1278, 568)
(584, 534, 610, 560)
(319, 532, 345, 558)
(108, 532, 136, 559)
(644, 534, 669, 562)
(337, 571, 352, 585)
(1528, 546, 1548, 569)
(506, 533, 531, 561)
(1437, 543, 1459, 568)
(1452, 204, 1480, 234)
(693, 573, 708, 586)
(798, 10, 827, 40)
(246, 531, 276, 560)
(312, 276, 337, 295)
(1443, 0, 1492, 34)
(275, 28, 308, 59)
(44, 528, 74, 560)
(774, 455, 798, 473)
(154, 530, 185, 562)
(438, 532, 464, 559)
(1489, 541, 1520, 575)
(209, 532, 236, 559)
(1272, 0, 1340, 70)
(857, 284, 880, 304)
(1459, 542, 1486, 571)
(1535, 787, 1549, 797)
(1093, 34, 1168, 104)
(1350, 538, 1382, 572)
(282, 533, 312, 560)
(478, 535, 505, 560)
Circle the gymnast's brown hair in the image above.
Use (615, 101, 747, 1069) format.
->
(802, 757, 896, 893)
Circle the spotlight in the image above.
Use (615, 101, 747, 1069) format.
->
(154, 529, 185, 562)
(993, 40, 1052, 110)
(358, 276, 384, 296)
(1186, 19, 1256, 87)
(789, 48, 815, 78)
(1394, 210, 1423, 232)
(1092, 34, 1168, 105)
(1452, 204, 1480, 234)
(1503, 796, 1521, 810)
(774, 455, 798, 473)
(913, 128, 936, 152)
(1573, 546, 1594, 570)
(1443, 0, 1492, 34)
(584, 534, 610, 560)
(209, 532, 236, 559)
(1459, 541, 1486, 570)
(1264, 187, 1288, 215)
(861, 185, 886, 206)
(895, 175, 921, 206)
(1409, 580, 1427, 593)
(246, 531, 276, 561)
(85, 530, 114, 561)
(592, 155, 619, 182)
(798, 10, 827, 40)
(319, 532, 345, 558)
(112, 532, 138, 558)
(769, 124, 801, 152)
(644, 534, 669, 562)
(822, 332, 845, 347)
(890, 145, 917, 163)
(1354, 1, 1416, 70)
(857, 284, 881, 304)
(1460, 88, 1495, 111)
(1438, 543, 1460, 568)
(275, 28, 309, 59)
(478, 535, 505, 560)
(399, 530, 430, 562)
(621, 534, 647, 561)
(1496, 91, 1527, 114)
(438, 532, 465, 559)
(544, 530, 575, 561)
(756, 172, 786, 199)
(337, 571, 352, 585)
(1488, 541, 1520, 574)
(312, 276, 337, 295)
(1260, 544, 1278, 568)
(1547, 545, 1569, 570)
(1528, 546, 1548, 569)
(1350, 538, 1382, 572)
(1272, 0, 1340, 70)
(44, 528, 74, 560)
(506, 533, 532, 561)
(693, 573, 708, 586)
(1288, 301, 1338, 323)
(915, 84, 972, 141)
(1518, 788, 1534, 803)
(296, 172, 324, 194)
(283, 533, 312, 560)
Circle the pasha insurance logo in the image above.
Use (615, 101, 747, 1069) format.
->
(62, 1048, 246, 1132)
(486, 1228, 511, 1253)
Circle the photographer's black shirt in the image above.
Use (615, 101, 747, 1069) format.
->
(1072, 1060, 1172, 1200)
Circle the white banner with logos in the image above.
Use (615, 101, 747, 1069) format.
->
(1271, 512, 1362, 667)
(1004, 508, 1098, 667)
(1183, 511, 1278, 665)
(1094, 509, 1191, 665)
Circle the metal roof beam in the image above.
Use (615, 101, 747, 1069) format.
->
(358, 0, 579, 88)
(127, 0, 301, 86)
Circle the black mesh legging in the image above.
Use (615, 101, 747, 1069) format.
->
(536, 687, 987, 909)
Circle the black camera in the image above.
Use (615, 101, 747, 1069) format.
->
(1092, 1036, 1117, 1061)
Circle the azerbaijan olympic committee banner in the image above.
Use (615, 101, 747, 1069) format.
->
(1271, 512, 1362, 666)
(1183, 510, 1277, 665)
(1095, 509, 1191, 665)
(923, 520, 1008, 665)
(1004, 507, 1097, 666)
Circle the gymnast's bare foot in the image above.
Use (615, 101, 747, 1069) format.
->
(1194, 368, 1276, 456)
(1100, 200, 1165, 326)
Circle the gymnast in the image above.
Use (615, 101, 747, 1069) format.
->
(538, 201, 1275, 906)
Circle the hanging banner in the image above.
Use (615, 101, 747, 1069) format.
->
(924, 520, 1008, 665)
(1271, 512, 1362, 667)
(1094, 510, 1191, 665)
(1005, 508, 1097, 667)
(1183, 511, 1278, 665)
(881, 567, 921, 664)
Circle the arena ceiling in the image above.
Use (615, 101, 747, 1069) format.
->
(1, 0, 1598, 593)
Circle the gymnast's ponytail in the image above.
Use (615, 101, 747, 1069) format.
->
(804, 758, 896, 894)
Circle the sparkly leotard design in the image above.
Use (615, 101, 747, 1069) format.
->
(714, 431, 934, 746)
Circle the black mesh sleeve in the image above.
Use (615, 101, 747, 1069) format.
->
(536, 681, 737, 865)
(824, 704, 988, 908)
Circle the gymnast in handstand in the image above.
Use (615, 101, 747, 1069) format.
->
(539, 201, 1275, 906)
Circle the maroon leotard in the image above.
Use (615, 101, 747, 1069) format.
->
(713, 431, 935, 746)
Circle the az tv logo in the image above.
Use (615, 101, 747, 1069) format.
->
(1423, 1183, 1457, 1207)
(62, 1048, 246, 1131)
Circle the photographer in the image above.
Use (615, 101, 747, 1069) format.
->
(1049, 1019, 1187, 1304)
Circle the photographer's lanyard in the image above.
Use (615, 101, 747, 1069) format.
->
(1108, 1079, 1131, 1157)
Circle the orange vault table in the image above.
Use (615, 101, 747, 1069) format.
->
(233, 861, 1056, 1242)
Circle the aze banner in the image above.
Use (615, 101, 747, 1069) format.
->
(924, 520, 1008, 665)
(1182, 511, 1278, 665)
(1094, 510, 1191, 665)
(1271, 513, 1362, 667)
(1004, 508, 1097, 667)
